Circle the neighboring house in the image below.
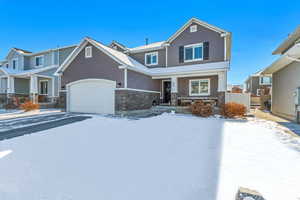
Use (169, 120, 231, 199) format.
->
(227, 84, 243, 93)
(262, 25, 300, 121)
(55, 18, 232, 114)
(244, 70, 272, 96)
(0, 45, 76, 106)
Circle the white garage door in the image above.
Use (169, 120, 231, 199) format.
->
(67, 79, 116, 114)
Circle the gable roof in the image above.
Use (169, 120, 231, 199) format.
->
(109, 41, 128, 51)
(55, 37, 148, 75)
(262, 43, 300, 74)
(127, 41, 166, 53)
(272, 25, 300, 55)
(167, 18, 229, 43)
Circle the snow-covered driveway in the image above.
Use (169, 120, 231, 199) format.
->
(0, 113, 299, 200)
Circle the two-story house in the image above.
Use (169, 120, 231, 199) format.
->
(0, 45, 76, 106)
(55, 18, 232, 114)
(262, 25, 300, 121)
(244, 70, 272, 96)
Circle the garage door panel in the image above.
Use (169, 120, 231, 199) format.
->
(68, 79, 115, 114)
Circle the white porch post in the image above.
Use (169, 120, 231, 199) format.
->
(7, 76, 15, 94)
(218, 71, 227, 92)
(217, 71, 227, 106)
(171, 76, 178, 106)
(30, 75, 38, 103)
(124, 68, 128, 88)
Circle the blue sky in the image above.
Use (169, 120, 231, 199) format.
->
(0, 0, 299, 84)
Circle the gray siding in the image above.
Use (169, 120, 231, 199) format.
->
(14, 78, 30, 94)
(61, 43, 124, 88)
(129, 48, 166, 68)
(272, 61, 300, 120)
(59, 46, 76, 65)
(127, 70, 160, 91)
(167, 22, 225, 67)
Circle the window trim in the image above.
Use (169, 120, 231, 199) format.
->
(85, 46, 92, 58)
(12, 59, 18, 69)
(144, 51, 158, 66)
(184, 43, 203, 62)
(35, 55, 44, 67)
(257, 89, 261, 96)
(189, 79, 210, 96)
(259, 76, 272, 85)
(190, 25, 197, 32)
(39, 80, 49, 95)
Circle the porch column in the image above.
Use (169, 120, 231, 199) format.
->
(7, 76, 15, 94)
(217, 71, 227, 106)
(30, 75, 38, 103)
(218, 71, 227, 92)
(171, 76, 178, 106)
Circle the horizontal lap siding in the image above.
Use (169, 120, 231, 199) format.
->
(168, 23, 225, 67)
(178, 76, 218, 97)
(272, 61, 300, 120)
(61, 43, 124, 89)
(127, 70, 160, 91)
(129, 49, 166, 68)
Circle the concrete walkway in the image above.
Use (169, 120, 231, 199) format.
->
(251, 109, 300, 137)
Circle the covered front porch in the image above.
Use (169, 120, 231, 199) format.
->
(155, 70, 227, 107)
(0, 74, 56, 107)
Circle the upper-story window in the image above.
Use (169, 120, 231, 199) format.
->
(190, 25, 197, 32)
(184, 43, 203, 62)
(145, 52, 158, 66)
(85, 46, 92, 58)
(6, 64, 9, 68)
(12, 59, 17, 69)
(35, 55, 44, 67)
(260, 76, 272, 85)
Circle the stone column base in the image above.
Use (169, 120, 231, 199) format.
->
(171, 93, 178, 106)
(58, 91, 67, 110)
(217, 91, 225, 107)
(30, 93, 38, 104)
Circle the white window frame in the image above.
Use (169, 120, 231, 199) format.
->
(39, 80, 49, 95)
(12, 59, 18, 70)
(35, 55, 44, 67)
(190, 25, 197, 32)
(145, 51, 158, 66)
(85, 46, 92, 58)
(184, 43, 203, 62)
(257, 89, 262, 96)
(259, 76, 271, 85)
(189, 79, 210, 96)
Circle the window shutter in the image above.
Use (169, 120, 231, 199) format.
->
(203, 42, 209, 60)
(179, 46, 184, 63)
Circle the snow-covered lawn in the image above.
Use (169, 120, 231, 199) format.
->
(0, 113, 299, 200)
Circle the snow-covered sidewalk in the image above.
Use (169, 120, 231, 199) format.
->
(0, 113, 299, 200)
(0, 109, 62, 120)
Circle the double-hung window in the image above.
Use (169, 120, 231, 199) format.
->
(189, 79, 210, 96)
(184, 43, 203, 62)
(145, 52, 158, 66)
(35, 56, 44, 67)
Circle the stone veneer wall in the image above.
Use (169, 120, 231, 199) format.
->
(115, 90, 160, 111)
(217, 91, 225, 107)
(58, 91, 67, 110)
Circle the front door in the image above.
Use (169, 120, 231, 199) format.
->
(163, 81, 171, 103)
